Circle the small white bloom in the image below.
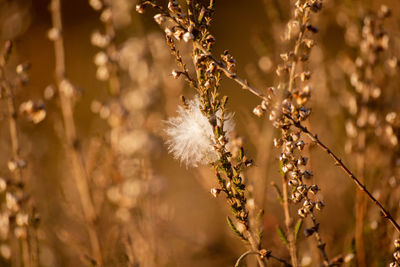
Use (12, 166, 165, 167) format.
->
(165, 97, 234, 167)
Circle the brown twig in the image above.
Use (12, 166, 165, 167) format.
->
(49, 0, 103, 264)
(292, 120, 400, 233)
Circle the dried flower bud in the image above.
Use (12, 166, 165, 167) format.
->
(171, 70, 181, 79)
(206, 35, 216, 44)
(94, 51, 108, 66)
(183, 32, 194, 42)
(96, 66, 110, 81)
(378, 5, 391, 18)
(309, 184, 319, 194)
(0, 178, 6, 193)
(173, 29, 184, 41)
(304, 227, 315, 237)
(135, 4, 145, 14)
(394, 239, 400, 248)
(165, 27, 173, 37)
(6, 192, 19, 212)
(303, 39, 314, 49)
(300, 71, 311, 81)
(296, 140, 305, 150)
(100, 8, 113, 23)
(210, 188, 220, 198)
(298, 208, 307, 217)
(154, 14, 165, 25)
(47, 28, 61, 41)
(253, 105, 265, 117)
(315, 201, 325, 211)
(91, 31, 110, 48)
(394, 250, 400, 261)
(16, 213, 29, 226)
(297, 157, 308, 166)
(303, 170, 313, 179)
(59, 79, 75, 97)
(274, 138, 283, 148)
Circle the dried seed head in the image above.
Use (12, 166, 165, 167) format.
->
(303, 170, 313, 179)
(135, 4, 145, 14)
(309, 184, 319, 194)
(297, 157, 308, 166)
(296, 140, 305, 150)
(315, 201, 325, 211)
(394, 239, 400, 248)
(386, 112, 397, 124)
(89, 0, 103, 10)
(210, 188, 220, 198)
(183, 32, 194, 42)
(288, 179, 299, 187)
(274, 138, 283, 148)
(394, 250, 400, 261)
(100, 8, 112, 23)
(94, 51, 108, 66)
(154, 14, 165, 25)
(298, 208, 307, 217)
(253, 105, 265, 117)
(171, 70, 181, 79)
(47, 28, 61, 41)
(96, 66, 110, 81)
(16, 213, 28, 226)
(91, 31, 110, 48)
(0, 178, 6, 193)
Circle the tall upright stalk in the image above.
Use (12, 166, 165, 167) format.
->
(49, 0, 102, 264)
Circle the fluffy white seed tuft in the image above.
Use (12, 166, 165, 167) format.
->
(165, 97, 234, 167)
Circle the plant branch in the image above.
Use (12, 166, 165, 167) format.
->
(49, 0, 103, 264)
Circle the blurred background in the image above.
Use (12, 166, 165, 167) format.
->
(0, 0, 400, 266)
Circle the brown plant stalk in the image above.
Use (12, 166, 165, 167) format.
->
(49, 0, 102, 264)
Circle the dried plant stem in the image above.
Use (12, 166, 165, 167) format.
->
(355, 131, 367, 267)
(246, 232, 267, 267)
(310, 213, 329, 266)
(103, 7, 121, 96)
(49, 0, 102, 264)
(194, 42, 400, 234)
(281, 175, 298, 267)
(234, 250, 262, 267)
(287, 8, 309, 94)
(292, 121, 400, 233)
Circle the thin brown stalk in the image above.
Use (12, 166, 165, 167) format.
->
(103, 4, 121, 96)
(292, 120, 400, 233)
(310, 213, 329, 266)
(287, 8, 309, 94)
(355, 130, 367, 267)
(281, 175, 298, 267)
(49, 0, 102, 264)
